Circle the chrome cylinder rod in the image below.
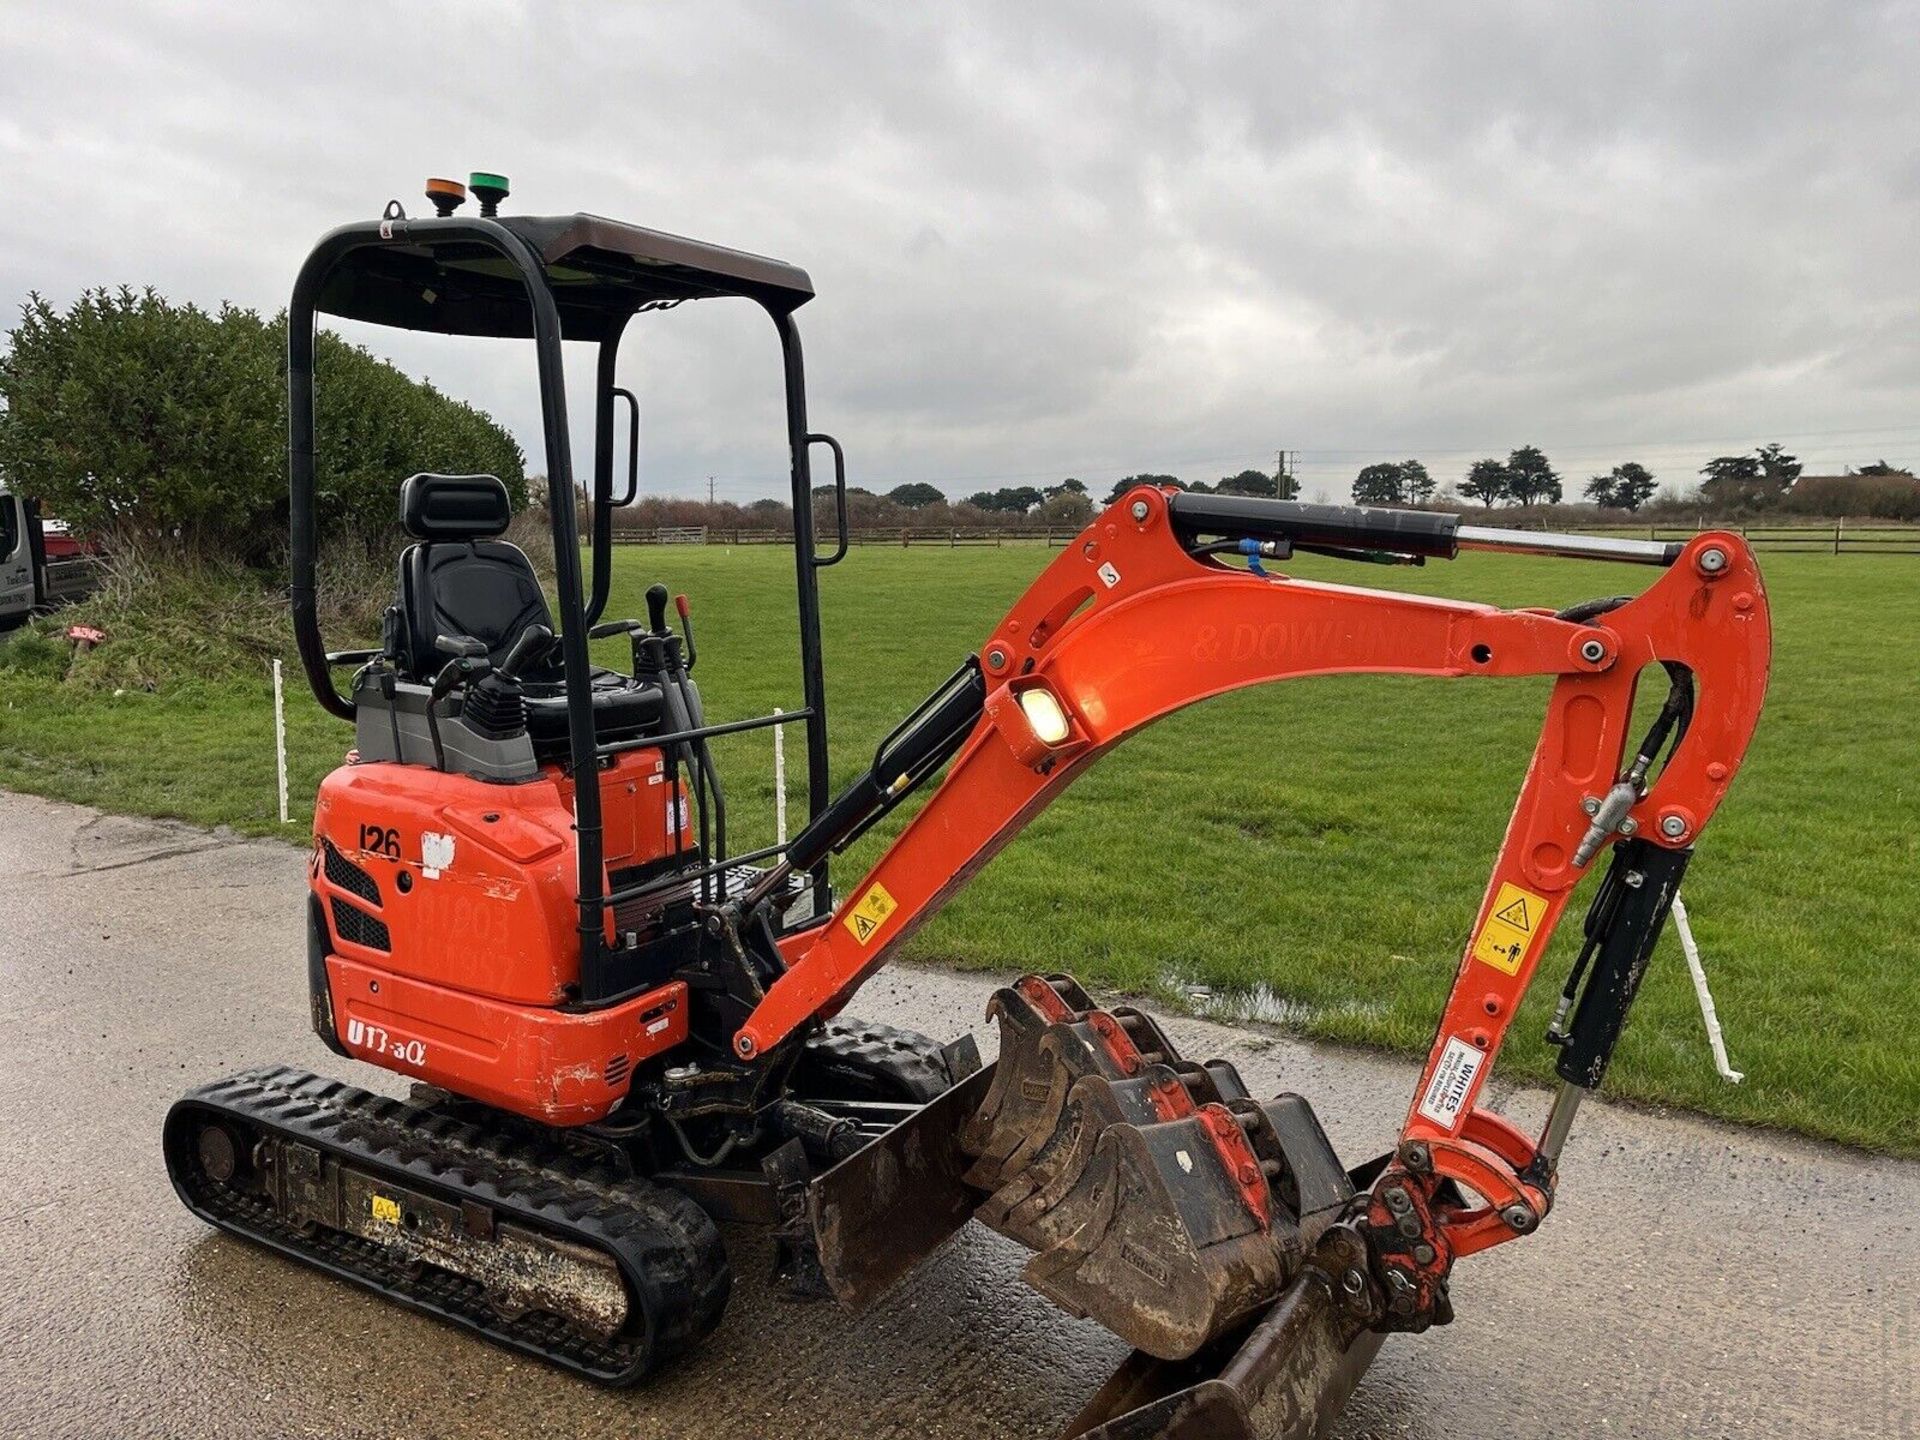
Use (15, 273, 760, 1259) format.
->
(1539, 1080, 1588, 1164)
(1455, 525, 1682, 566)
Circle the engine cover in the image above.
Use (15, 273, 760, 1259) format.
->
(307, 749, 694, 1123)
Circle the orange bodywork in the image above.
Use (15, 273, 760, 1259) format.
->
(311, 745, 693, 1123)
(743, 484, 1770, 1260)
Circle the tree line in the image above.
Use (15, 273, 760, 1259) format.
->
(7, 288, 1912, 560)
(1344, 441, 1914, 516)
(882, 463, 1305, 520)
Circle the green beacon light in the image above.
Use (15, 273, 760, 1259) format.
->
(469, 172, 510, 218)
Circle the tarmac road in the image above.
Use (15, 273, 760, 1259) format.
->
(0, 790, 1912, 1439)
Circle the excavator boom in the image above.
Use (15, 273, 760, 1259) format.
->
(737, 487, 1769, 1436)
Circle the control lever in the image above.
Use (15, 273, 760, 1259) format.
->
(675, 593, 697, 669)
(588, 618, 644, 640)
(646, 582, 671, 636)
(497, 623, 553, 682)
(426, 644, 492, 772)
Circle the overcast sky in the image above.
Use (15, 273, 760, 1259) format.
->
(4, 2, 1917, 504)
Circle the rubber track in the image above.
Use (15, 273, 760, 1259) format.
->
(164, 1066, 729, 1385)
(799, 1018, 956, 1103)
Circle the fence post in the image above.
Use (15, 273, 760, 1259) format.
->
(950, 529, 956, 548)
(271, 659, 290, 825)
(1833, 522, 1841, 556)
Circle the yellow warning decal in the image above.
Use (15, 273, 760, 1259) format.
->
(1472, 881, 1548, 976)
(843, 881, 898, 946)
(369, 1193, 402, 1226)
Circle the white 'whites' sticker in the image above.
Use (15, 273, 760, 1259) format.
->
(1416, 1036, 1484, 1129)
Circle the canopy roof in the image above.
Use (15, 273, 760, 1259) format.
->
(313, 213, 815, 340)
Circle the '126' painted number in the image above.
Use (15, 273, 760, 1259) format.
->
(358, 823, 400, 859)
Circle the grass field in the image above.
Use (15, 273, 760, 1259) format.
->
(2, 543, 1916, 1153)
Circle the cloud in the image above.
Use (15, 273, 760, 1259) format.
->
(3, 1, 1917, 502)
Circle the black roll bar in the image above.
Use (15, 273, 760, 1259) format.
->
(773, 314, 834, 912)
(289, 216, 609, 985)
(586, 316, 634, 627)
(289, 216, 842, 1003)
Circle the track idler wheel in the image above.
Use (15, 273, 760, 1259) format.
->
(962, 974, 1355, 1362)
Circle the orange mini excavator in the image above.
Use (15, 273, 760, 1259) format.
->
(165, 177, 1771, 1440)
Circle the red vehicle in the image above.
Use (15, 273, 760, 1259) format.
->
(165, 176, 1770, 1439)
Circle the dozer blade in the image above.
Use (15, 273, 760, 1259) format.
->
(1062, 1238, 1385, 1440)
(795, 1061, 998, 1310)
(962, 974, 1357, 1363)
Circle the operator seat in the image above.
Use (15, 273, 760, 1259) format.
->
(390, 473, 662, 753)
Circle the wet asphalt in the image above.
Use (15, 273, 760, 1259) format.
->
(0, 790, 1912, 1439)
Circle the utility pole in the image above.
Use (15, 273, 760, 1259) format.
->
(707, 475, 715, 506)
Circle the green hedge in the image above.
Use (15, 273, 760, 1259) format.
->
(0, 287, 526, 566)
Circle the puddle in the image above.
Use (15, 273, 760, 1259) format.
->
(1159, 975, 1386, 1031)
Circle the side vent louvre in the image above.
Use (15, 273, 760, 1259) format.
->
(323, 841, 383, 908)
(330, 897, 392, 953)
(604, 1054, 631, 1087)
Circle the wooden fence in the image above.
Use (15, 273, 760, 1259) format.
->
(607, 522, 1920, 555)
(1533, 524, 1920, 555)
(610, 526, 1078, 548)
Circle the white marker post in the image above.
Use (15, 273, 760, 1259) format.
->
(272, 658, 290, 825)
(1672, 892, 1743, 1084)
(772, 707, 788, 845)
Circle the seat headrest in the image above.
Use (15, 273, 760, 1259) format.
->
(399, 473, 512, 540)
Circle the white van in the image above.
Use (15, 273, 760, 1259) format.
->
(0, 484, 96, 625)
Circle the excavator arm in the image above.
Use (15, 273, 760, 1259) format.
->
(748, 487, 1765, 1072)
(735, 486, 1768, 1436)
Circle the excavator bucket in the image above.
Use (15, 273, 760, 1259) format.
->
(790, 973, 1383, 1436)
(961, 975, 1363, 1365)
(1062, 1243, 1386, 1440)
(989, 1057, 1252, 1254)
(961, 974, 1181, 1199)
